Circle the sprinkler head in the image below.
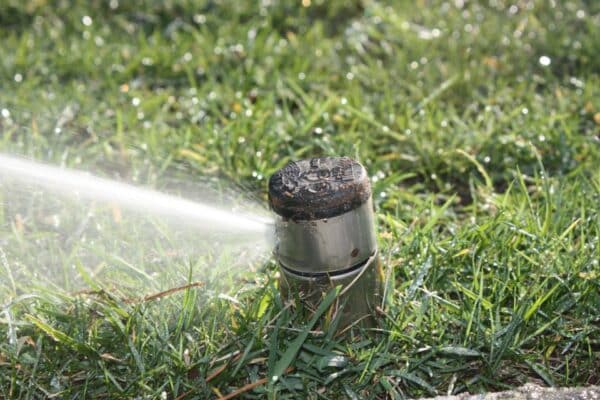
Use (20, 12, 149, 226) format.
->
(268, 156, 382, 330)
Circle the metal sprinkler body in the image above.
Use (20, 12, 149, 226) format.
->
(268, 156, 382, 330)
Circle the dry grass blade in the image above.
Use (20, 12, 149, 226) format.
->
(136, 282, 205, 303)
(217, 367, 295, 400)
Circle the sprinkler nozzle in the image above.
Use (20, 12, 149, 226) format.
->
(268, 156, 382, 330)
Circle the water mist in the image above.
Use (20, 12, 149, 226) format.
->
(0, 154, 273, 298)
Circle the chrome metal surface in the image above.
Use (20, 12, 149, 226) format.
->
(279, 251, 382, 328)
(274, 199, 377, 274)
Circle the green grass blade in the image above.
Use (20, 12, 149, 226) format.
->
(270, 287, 340, 383)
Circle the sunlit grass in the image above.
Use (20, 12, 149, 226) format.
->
(1, 0, 599, 398)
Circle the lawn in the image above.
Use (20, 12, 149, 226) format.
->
(1, 0, 599, 398)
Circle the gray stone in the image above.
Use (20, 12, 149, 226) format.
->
(427, 384, 600, 400)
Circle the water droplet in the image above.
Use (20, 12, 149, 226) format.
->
(82, 15, 93, 26)
(569, 77, 584, 88)
(232, 43, 244, 53)
(50, 376, 62, 390)
(193, 14, 206, 24)
(483, 156, 491, 163)
(372, 170, 386, 183)
(539, 56, 551, 67)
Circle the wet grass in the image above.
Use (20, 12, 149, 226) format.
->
(1, 0, 599, 398)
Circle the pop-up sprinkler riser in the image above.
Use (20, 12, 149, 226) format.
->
(268, 156, 382, 329)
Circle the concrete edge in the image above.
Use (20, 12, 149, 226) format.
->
(425, 384, 600, 400)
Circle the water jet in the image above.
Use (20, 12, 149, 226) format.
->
(0, 153, 273, 295)
(268, 156, 382, 330)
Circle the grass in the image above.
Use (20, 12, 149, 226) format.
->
(1, 0, 599, 398)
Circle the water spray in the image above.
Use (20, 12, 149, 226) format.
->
(0, 154, 270, 234)
(0, 153, 273, 295)
(268, 156, 382, 329)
